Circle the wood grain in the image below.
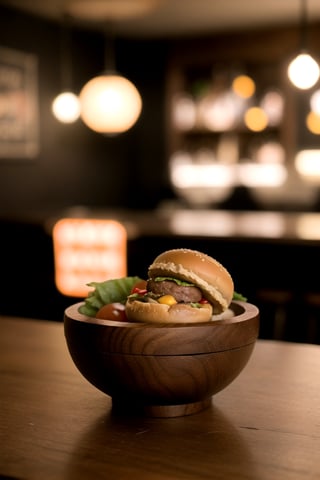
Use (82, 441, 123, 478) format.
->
(64, 301, 259, 416)
(64, 301, 259, 354)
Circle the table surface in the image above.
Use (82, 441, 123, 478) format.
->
(1, 316, 320, 480)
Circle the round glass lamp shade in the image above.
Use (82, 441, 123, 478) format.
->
(79, 74, 142, 134)
(52, 91, 81, 123)
(288, 53, 320, 90)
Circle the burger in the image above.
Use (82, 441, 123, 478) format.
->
(125, 248, 234, 324)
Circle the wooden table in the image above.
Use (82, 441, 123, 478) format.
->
(1, 317, 320, 480)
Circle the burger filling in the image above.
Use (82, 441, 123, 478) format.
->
(147, 278, 202, 303)
(128, 276, 209, 308)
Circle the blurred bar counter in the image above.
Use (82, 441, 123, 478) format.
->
(1, 208, 320, 344)
(46, 206, 320, 244)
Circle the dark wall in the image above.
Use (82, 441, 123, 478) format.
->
(0, 7, 172, 218)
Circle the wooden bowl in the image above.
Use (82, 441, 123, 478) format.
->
(64, 301, 259, 417)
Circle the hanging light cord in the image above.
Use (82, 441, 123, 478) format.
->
(299, 0, 308, 51)
(104, 23, 117, 73)
(60, 16, 73, 90)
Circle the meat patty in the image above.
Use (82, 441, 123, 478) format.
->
(147, 279, 203, 303)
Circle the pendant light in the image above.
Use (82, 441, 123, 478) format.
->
(64, 0, 163, 134)
(287, 0, 320, 90)
(52, 17, 81, 123)
(79, 28, 142, 135)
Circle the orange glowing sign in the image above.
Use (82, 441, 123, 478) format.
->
(53, 218, 127, 297)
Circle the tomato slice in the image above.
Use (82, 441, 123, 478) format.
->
(130, 279, 147, 294)
(96, 303, 128, 322)
(199, 298, 209, 304)
(131, 287, 148, 295)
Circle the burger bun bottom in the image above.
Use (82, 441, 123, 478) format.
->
(125, 300, 213, 324)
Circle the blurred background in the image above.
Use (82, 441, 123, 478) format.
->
(1, 0, 320, 343)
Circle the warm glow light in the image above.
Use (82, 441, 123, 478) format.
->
(244, 107, 268, 131)
(169, 152, 234, 206)
(296, 214, 320, 239)
(51, 91, 81, 123)
(306, 111, 320, 134)
(295, 149, 320, 182)
(168, 211, 285, 239)
(80, 74, 142, 134)
(255, 142, 285, 164)
(288, 53, 320, 90)
(310, 89, 320, 114)
(238, 163, 287, 187)
(198, 92, 237, 131)
(260, 90, 284, 126)
(172, 93, 196, 131)
(170, 161, 235, 188)
(232, 75, 255, 99)
(237, 212, 285, 238)
(170, 211, 235, 237)
(53, 218, 127, 297)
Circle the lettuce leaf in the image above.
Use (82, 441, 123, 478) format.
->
(78, 276, 143, 316)
(154, 276, 194, 286)
(233, 291, 247, 302)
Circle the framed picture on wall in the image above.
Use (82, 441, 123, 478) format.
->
(0, 46, 39, 159)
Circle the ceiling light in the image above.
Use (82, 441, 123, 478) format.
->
(79, 25, 142, 134)
(66, 2, 152, 134)
(288, 53, 320, 90)
(52, 17, 80, 124)
(52, 91, 81, 123)
(80, 74, 142, 134)
(287, 0, 320, 90)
